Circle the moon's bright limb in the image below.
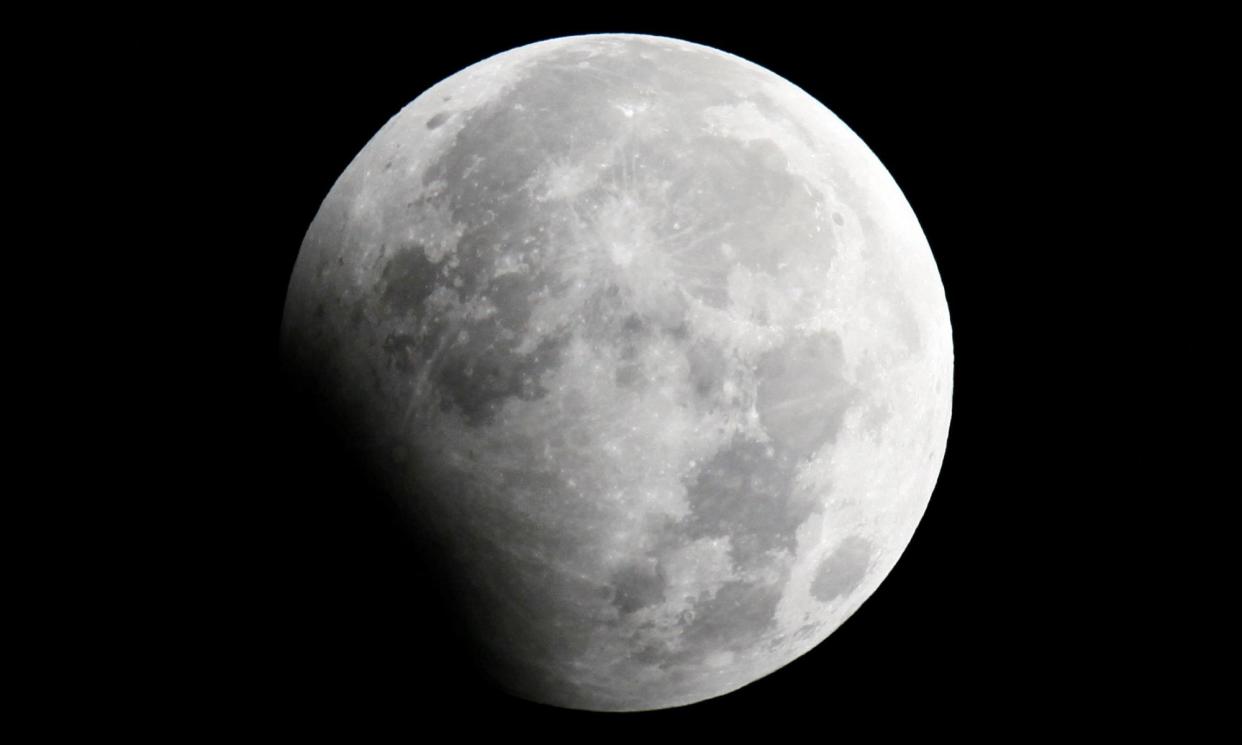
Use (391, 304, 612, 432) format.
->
(282, 34, 953, 711)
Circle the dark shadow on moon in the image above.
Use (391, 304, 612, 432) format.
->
(265, 366, 511, 709)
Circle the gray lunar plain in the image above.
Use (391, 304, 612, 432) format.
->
(282, 34, 953, 711)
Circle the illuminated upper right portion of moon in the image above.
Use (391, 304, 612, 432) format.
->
(282, 34, 952, 711)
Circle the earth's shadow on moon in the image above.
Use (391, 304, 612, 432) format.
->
(271, 367, 923, 726)
(271, 370, 498, 702)
(269, 371, 880, 721)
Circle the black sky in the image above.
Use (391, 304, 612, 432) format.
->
(151, 10, 1180, 736)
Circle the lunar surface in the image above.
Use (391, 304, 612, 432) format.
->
(282, 34, 953, 711)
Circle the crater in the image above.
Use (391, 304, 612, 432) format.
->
(426, 111, 452, 129)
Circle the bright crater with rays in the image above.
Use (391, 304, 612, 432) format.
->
(282, 34, 953, 711)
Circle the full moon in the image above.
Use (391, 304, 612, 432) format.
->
(282, 34, 952, 711)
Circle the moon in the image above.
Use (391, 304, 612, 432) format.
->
(281, 34, 952, 711)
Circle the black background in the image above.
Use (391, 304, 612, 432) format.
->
(147, 10, 1182, 737)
